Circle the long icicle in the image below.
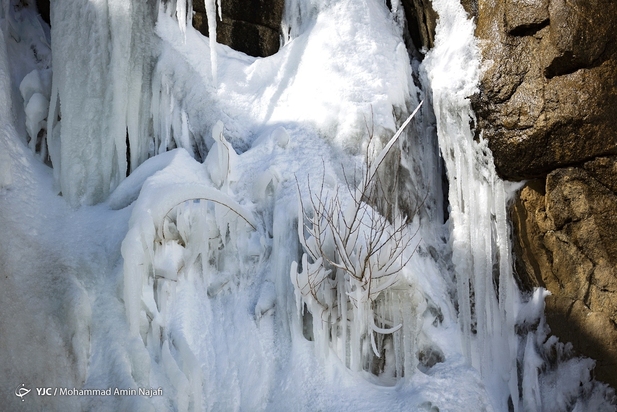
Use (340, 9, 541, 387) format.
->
(204, 0, 218, 85)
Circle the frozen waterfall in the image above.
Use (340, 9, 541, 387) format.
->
(0, 0, 615, 411)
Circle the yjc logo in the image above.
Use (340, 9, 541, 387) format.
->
(15, 384, 31, 401)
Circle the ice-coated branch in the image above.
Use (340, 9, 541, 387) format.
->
(291, 104, 423, 371)
(364, 101, 423, 190)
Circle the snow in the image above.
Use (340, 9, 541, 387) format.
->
(1, 0, 616, 411)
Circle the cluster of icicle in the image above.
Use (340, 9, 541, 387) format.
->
(168, 0, 221, 83)
(150, 0, 221, 161)
(422, 0, 523, 408)
(42, 0, 156, 206)
(31, 0, 220, 207)
(425, 1, 617, 410)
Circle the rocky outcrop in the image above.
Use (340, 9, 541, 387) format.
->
(192, 0, 284, 57)
(471, 0, 617, 390)
(191, 0, 439, 59)
(511, 157, 617, 388)
(473, 0, 617, 180)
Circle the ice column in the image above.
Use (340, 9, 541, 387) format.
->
(47, 0, 156, 206)
(204, 0, 219, 85)
(423, 0, 520, 410)
(0, 25, 14, 188)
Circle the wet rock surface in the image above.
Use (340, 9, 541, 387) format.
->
(511, 157, 617, 388)
(471, 0, 617, 389)
(473, 0, 617, 179)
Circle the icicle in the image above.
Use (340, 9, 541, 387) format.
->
(180, 110, 194, 157)
(204, 0, 218, 85)
(338, 271, 348, 367)
(522, 334, 543, 412)
(176, 0, 187, 39)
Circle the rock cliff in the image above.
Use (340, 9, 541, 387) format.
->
(472, 0, 617, 180)
(471, 0, 617, 389)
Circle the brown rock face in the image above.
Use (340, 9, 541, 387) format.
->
(475, 0, 617, 389)
(192, 0, 284, 57)
(473, 0, 617, 179)
(512, 157, 617, 388)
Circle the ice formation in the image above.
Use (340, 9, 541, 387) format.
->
(422, 0, 521, 407)
(1, 0, 616, 411)
(203, 0, 219, 85)
(46, 0, 155, 206)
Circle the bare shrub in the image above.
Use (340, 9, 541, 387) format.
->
(291, 102, 423, 372)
